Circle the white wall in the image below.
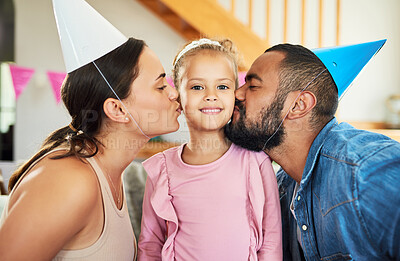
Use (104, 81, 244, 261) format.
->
(218, 0, 400, 122)
(13, 0, 187, 162)
(338, 0, 400, 122)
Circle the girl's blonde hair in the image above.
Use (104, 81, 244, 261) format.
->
(172, 38, 240, 90)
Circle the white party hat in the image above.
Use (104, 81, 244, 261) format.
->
(52, 0, 128, 73)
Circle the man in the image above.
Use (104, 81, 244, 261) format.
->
(225, 41, 400, 260)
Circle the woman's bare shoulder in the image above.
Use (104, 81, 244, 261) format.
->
(1, 153, 102, 260)
(10, 152, 100, 215)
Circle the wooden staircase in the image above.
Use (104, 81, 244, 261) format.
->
(137, 0, 267, 69)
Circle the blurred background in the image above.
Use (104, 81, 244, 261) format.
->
(0, 0, 399, 192)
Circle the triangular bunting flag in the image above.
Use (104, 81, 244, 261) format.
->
(9, 65, 35, 100)
(47, 71, 67, 103)
(166, 76, 174, 88)
(238, 71, 246, 87)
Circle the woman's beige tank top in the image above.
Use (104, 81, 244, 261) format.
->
(0, 149, 136, 260)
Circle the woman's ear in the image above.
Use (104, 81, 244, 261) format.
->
(286, 91, 317, 120)
(103, 98, 129, 123)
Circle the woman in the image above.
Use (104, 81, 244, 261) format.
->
(0, 37, 180, 260)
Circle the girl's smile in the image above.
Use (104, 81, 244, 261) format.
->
(200, 107, 223, 114)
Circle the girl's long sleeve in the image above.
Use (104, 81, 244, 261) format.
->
(258, 158, 283, 260)
(138, 177, 166, 261)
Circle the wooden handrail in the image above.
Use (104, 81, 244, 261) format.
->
(226, 0, 341, 47)
(160, 0, 266, 69)
(147, 0, 342, 70)
(224, 0, 342, 56)
(219, 0, 342, 62)
(210, 0, 342, 49)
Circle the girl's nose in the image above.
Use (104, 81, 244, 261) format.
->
(205, 96, 217, 101)
(204, 89, 218, 102)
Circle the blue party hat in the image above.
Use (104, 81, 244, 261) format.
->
(312, 39, 386, 98)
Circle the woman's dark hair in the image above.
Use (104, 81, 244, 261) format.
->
(9, 37, 146, 191)
(265, 44, 338, 129)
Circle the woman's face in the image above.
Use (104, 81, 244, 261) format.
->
(179, 51, 236, 132)
(127, 47, 181, 137)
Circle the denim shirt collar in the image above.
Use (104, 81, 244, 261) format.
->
(300, 117, 339, 187)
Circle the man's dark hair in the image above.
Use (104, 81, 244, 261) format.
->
(265, 44, 338, 129)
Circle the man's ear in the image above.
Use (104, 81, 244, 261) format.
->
(286, 91, 317, 120)
(103, 98, 129, 123)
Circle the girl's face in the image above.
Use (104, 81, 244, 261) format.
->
(127, 47, 181, 137)
(179, 51, 236, 132)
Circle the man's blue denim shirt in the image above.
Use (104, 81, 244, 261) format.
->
(277, 117, 400, 260)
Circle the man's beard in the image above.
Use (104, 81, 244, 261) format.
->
(224, 94, 286, 152)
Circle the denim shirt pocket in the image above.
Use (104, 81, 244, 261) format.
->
(316, 154, 358, 217)
(312, 155, 359, 258)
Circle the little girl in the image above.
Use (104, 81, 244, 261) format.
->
(138, 38, 282, 260)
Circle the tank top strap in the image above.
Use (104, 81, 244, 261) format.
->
(54, 155, 134, 260)
(84, 157, 109, 195)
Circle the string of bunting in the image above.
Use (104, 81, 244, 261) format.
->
(8, 64, 247, 104)
(8, 64, 66, 103)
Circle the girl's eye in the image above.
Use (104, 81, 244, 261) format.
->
(191, 85, 204, 90)
(217, 85, 229, 90)
(158, 85, 167, 90)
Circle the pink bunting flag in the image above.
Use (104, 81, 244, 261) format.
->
(166, 76, 174, 88)
(47, 71, 67, 103)
(238, 71, 246, 87)
(9, 65, 35, 100)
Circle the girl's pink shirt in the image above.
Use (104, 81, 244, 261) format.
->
(138, 143, 282, 260)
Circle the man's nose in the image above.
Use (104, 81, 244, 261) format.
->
(235, 85, 246, 101)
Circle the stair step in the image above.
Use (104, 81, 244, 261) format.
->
(138, 0, 267, 69)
